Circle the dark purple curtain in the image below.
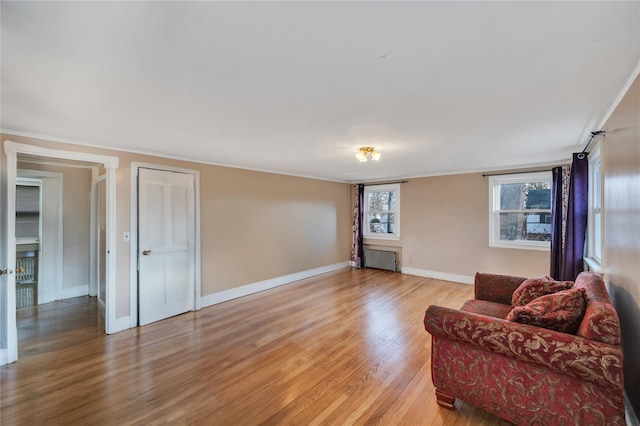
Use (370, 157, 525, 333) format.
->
(560, 154, 589, 281)
(549, 166, 563, 279)
(351, 184, 365, 268)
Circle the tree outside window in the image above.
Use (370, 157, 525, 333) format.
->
(489, 172, 552, 250)
(364, 184, 400, 239)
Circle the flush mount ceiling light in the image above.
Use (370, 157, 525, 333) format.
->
(355, 147, 381, 162)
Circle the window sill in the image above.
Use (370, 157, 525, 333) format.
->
(364, 235, 400, 241)
(489, 241, 550, 251)
(583, 257, 602, 274)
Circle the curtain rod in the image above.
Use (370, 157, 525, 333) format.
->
(483, 130, 606, 177)
(577, 130, 606, 159)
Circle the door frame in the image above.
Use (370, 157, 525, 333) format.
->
(129, 162, 201, 327)
(3, 140, 119, 365)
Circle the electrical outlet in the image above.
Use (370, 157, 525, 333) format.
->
(123, 232, 130, 242)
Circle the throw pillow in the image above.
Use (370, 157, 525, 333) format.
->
(511, 276, 573, 306)
(507, 287, 587, 334)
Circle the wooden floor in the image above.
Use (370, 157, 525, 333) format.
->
(1, 268, 511, 425)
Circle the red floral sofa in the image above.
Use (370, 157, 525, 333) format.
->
(423, 271, 625, 425)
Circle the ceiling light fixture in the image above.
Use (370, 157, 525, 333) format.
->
(355, 147, 381, 162)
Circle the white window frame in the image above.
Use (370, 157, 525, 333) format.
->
(363, 183, 400, 240)
(585, 142, 603, 272)
(489, 171, 552, 251)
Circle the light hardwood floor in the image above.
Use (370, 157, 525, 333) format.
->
(1, 268, 511, 425)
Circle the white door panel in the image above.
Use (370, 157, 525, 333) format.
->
(138, 168, 195, 326)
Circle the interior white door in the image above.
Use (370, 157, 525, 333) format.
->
(138, 168, 195, 326)
(2, 155, 18, 365)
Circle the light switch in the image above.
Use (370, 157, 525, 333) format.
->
(123, 232, 131, 242)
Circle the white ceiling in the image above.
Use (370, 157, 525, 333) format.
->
(2, 1, 639, 182)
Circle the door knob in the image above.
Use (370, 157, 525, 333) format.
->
(142, 250, 151, 256)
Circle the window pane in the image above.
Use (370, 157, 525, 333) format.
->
(595, 213, 602, 259)
(499, 212, 552, 242)
(593, 166, 601, 208)
(367, 213, 395, 234)
(368, 191, 396, 211)
(500, 182, 551, 210)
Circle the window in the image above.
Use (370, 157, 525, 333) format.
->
(586, 143, 602, 268)
(489, 171, 552, 250)
(364, 184, 400, 240)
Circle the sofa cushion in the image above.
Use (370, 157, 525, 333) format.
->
(577, 301, 622, 345)
(511, 276, 573, 306)
(507, 287, 587, 334)
(460, 299, 513, 319)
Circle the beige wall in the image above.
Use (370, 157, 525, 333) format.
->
(601, 75, 640, 416)
(363, 172, 550, 279)
(17, 162, 93, 290)
(199, 167, 351, 292)
(2, 134, 352, 321)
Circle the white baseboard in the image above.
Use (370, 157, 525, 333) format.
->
(626, 392, 640, 426)
(200, 261, 350, 308)
(0, 348, 7, 366)
(401, 267, 474, 285)
(61, 284, 89, 299)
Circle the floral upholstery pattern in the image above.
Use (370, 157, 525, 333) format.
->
(511, 276, 573, 306)
(460, 299, 512, 319)
(431, 338, 625, 425)
(425, 305, 622, 388)
(424, 271, 625, 425)
(577, 301, 621, 345)
(507, 287, 586, 334)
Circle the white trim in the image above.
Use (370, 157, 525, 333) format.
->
(4, 140, 120, 338)
(4, 143, 19, 363)
(1, 130, 574, 184)
(0, 130, 345, 184)
(401, 267, 474, 285)
(586, 141, 603, 268)
(0, 349, 7, 365)
(363, 183, 401, 240)
(598, 60, 640, 132)
(61, 284, 89, 299)
(5, 140, 119, 168)
(488, 171, 552, 251)
(130, 162, 201, 328)
(200, 262, 350, 308)
(583, 257, 602, 274)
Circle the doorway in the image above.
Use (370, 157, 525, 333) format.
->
(1, 140, 119, 365)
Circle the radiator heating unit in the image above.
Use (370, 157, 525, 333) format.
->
(363, 249, 397, 272)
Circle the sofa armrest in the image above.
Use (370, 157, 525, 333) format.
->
(474, 272, 528, 305)
(424, 305, 623, 389)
